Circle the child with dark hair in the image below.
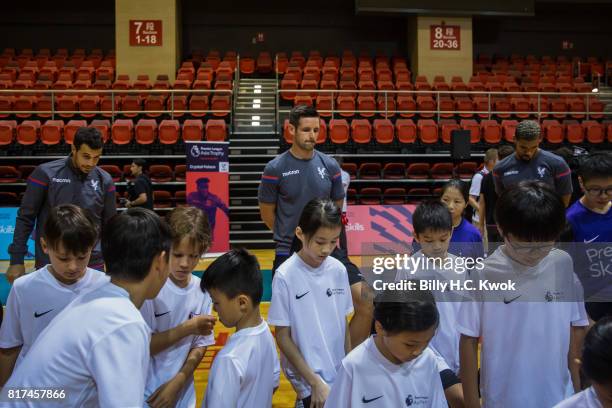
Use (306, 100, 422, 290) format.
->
(269, 198, 353, 408)
(325, 288, 446, 407)
(201, 248, 280, 408)
(141, 207, 217, 408)
(555, 316, 612, 407)
(459, 181, 589, 408)
(564, 151, 612, 321)
(418, 179, 484, 261)
(0, 204, 108, 386)
(1, 208, 172, 407)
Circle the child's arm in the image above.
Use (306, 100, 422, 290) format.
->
(275, 326, 330, 408)
(146, 346, 206, 408)
(459, 334, 481, 408)
(344, 318, 351, 354)
(150, 314, 216, 355)
(569, 325, 587, 392)
(0, 346, 22, 386)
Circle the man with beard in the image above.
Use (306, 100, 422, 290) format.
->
(6, 127, 116, 282)
(258, 105, 373, 348)
(493, 120, 573, 207)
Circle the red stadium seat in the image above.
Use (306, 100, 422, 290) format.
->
(407, 163, 430, 179)
(397, 95, 416, 118)
(153, 190, 173, 208)
(0, 166, 20, 183)
(460, 119, 481, 144)
(407, 188, 431, 200)
(501, 120, 518, 143)
(329, 119, 349, 144)
(357, 95, 376, 117)
(174, 190, 187, 207)
(17, 165, 35, 181)
(416, 96, 435, 118)
(582, 120, 604, 144)
(41, 120, 64, 145)
(189, 95, 210, 117)
(149, 165, 173, 182)
(211, 95, 231, 117)
(383, 188, 406, 205)
(174, 164, 187, 182)
(90, 119, 111, 143)
(358, 163, 381, 179)
(382, 163, 406, 179)
(0, 120, 17, 146)
(395, 119, 416, 144)
(347, 188, 357, 205)
(121, 95, 142, 118)
(481, 120, 502, 144)
(206, 119, 227, 141)
(100, 165, 122, 182)
(182, 119, 204, 142)
(111, 119, 134, 145)
(159, 120, 180, 144)
(135, 119, 157, 145)
(342, 163, 357, 179)
(373, 119, 394, 144)
(144, 95, 166, 118)
(457, 161, 478, 178)
(317, 119, 327, 144)
(542, 119, 564, 144)
(17, 120, 41, 145)
(430, 162, 454, 179)
(440, 119, 460, 144)
(351, 119, 372, 144)
(417, 119, 438, 144)
(336, 95, 355, 117)
(360, 187, 382, 205)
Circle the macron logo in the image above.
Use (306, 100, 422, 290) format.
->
(282, 170, 300, 177)
(52, 178, 71, 183)
(503, 170, 519, 176)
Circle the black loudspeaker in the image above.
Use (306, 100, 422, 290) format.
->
(451, 130, 471, 160)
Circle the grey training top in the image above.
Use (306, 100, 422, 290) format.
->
(8, 156, 117, 267)
(258, 150, 344, 254)
(493, 149, 572, 197)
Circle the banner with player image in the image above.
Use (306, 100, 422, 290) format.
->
(345, 204, 417, 256)
(186, 141, 230, 253)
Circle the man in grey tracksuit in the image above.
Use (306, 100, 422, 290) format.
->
(6, 127, 116, 283)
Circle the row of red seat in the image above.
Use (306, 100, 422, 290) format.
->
(0, 118, 227, 146)
(287, 94, 605, 120)
(283, 118, 611, 145)
(347, 187, 441, 205)
(0, 94, 232, 119)
(342, 161, 479, 180)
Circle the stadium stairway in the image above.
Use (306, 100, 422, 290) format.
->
(228, 78, 278, 248)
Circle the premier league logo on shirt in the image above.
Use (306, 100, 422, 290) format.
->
(405, 395, 414, 406)
(326, 288, 333, 297)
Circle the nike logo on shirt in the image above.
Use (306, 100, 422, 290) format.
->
(584, 235, 600, 243)
(503, 295, 521, 304)
(362, 395, 383, 403)
(34, 309, 54, 318)
(154, 311, 171, 317)
(295, 291, 310, 299)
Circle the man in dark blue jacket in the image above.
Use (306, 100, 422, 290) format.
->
(6, 127, 116, 282)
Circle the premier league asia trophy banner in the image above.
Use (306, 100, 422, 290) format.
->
(186, 141, 230, 253)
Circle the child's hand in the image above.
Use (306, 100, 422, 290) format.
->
(188, 314, 216, 336)
(309, 377, 330, 408)
(146, 376, 183, 408)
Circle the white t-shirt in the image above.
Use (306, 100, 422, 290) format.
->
(324, 336, 447, 408)
(0, 265, 108, 365)
(1, 282, 150, 408)
(140, 275, 215, 408)
(341, 169, 350, 213)
(457, 247, 589, 408)
(268, 253, 353, 399)
(469, 169, 488, 223)
(554, 387, 604, 408)
(203, 320, 280, 408)
(395, 251, 469, 374)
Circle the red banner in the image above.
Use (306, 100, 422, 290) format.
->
(430, 25, 460, 50)
(345, 205, 417, 256)
(129, 20, 163, 46)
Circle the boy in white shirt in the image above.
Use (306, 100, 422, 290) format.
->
(269, 198, 353, 408)
(0, 204, 108, 386)
(459, 181, 589, 408)
(1, 208, 172, 407)
(201, 248, 280, 408)
(555, 316, 612, 408)
(325, 288, 447, 407)
(141, 207, 217, 408)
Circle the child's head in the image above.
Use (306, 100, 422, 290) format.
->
(166, 207, 211, 286)
(578, 152, 612, 211)
(440, 179, 469, 222)
(41, 204, 99, 284)
(295, 198, 343, 267)
(201, 248, 263, 328)
(495, 181, 565, 266)
(102, 208, 172, 299)
(581, 317, 612, 404)
(412, 200, 452, 259)
(373, 288, 439, 364)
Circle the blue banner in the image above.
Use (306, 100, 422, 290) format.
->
(0, 207, 35, 261)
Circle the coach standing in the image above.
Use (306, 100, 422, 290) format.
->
(493, 120, 573, 206)
(6, 127, 116, 283)
(258, 105, 373, 346)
